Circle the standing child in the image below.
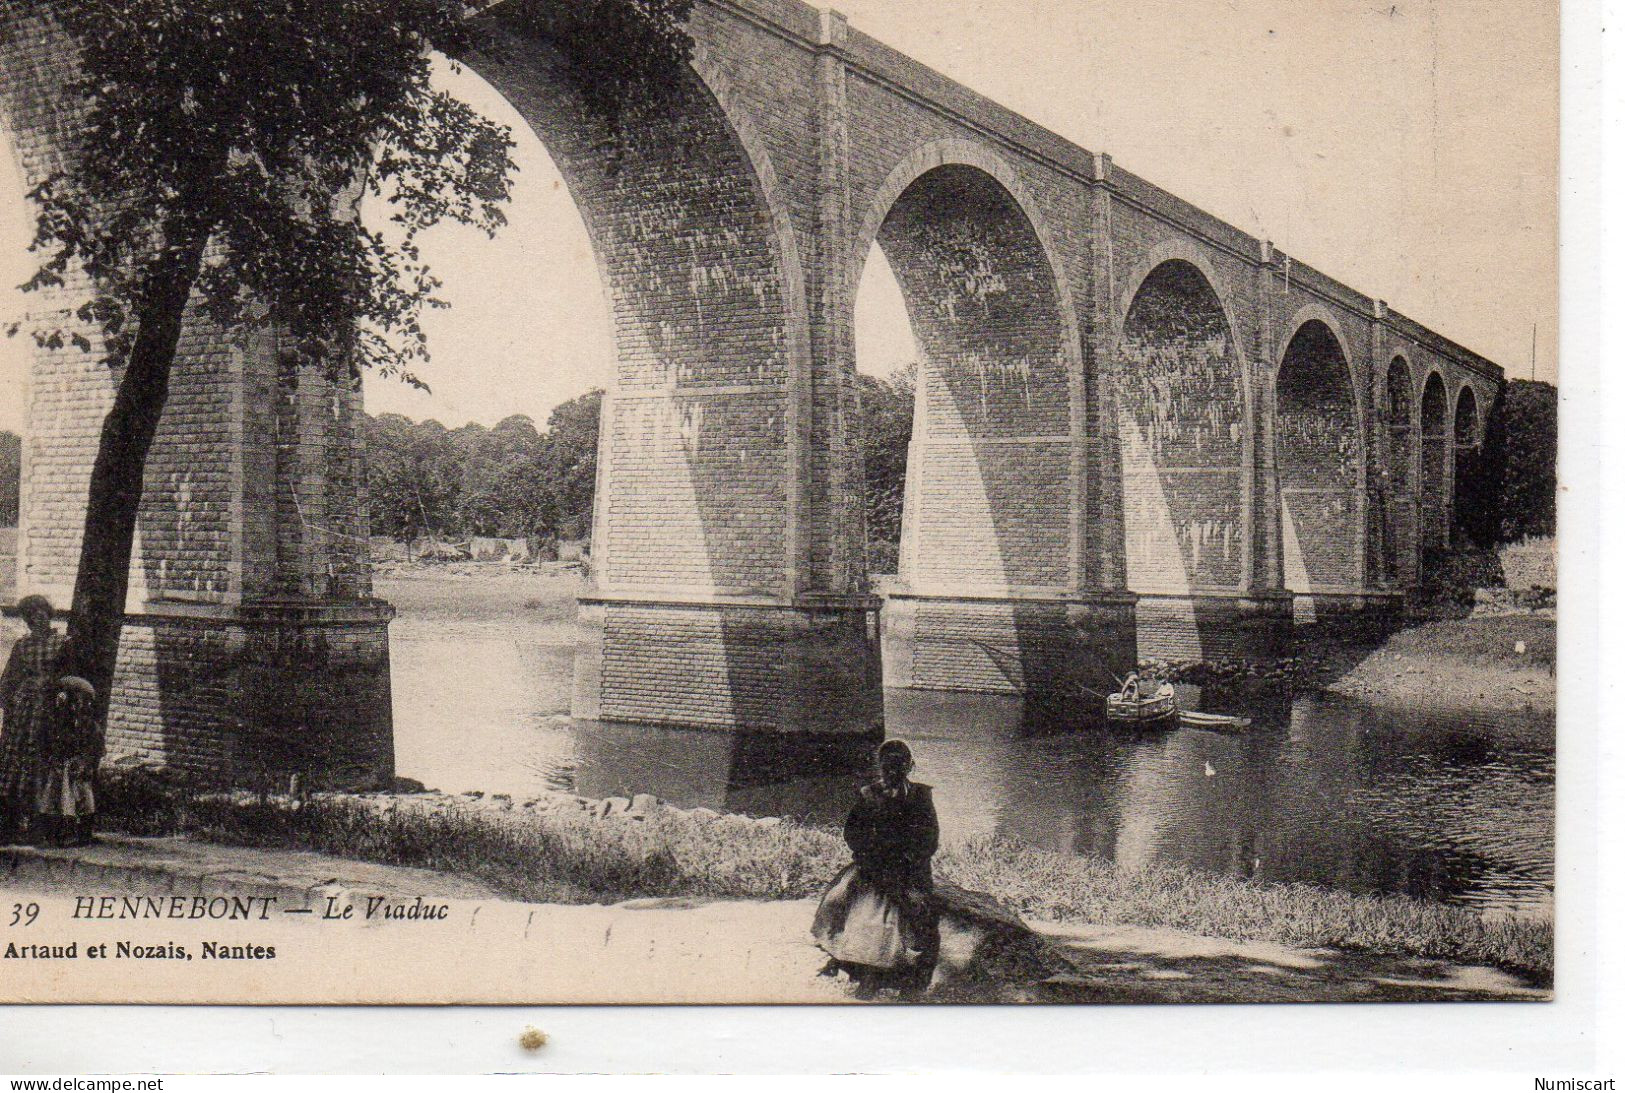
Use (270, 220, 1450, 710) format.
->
(34, 676, 102, 847)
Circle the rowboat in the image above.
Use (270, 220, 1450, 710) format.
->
(1176, 709, 1253, 732)
(1105, 683, 1177, 725)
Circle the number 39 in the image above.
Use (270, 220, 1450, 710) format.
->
(9, 902, 39, 926)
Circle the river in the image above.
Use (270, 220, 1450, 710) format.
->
(380, 570, 1554, 920)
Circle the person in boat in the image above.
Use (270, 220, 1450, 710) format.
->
(811, 739, 941, 998)
(33, 675, 103, 848)
(0, 595, 67, 843)
(1119, 671, 1141, 702)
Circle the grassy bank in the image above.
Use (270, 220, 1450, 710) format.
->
(1377, 614, 1554, 671)
(1326, 613, 1555, 719)
(98, 775, 1552, 984)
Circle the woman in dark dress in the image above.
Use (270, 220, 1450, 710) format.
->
(811, 739, 941, 998)
(0, 595, 66, 842)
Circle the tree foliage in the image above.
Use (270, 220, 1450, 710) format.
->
(14, 0, 516, 385)
(1493, 380, 1557, 542)
(365, 390, 602, 545)
(493, 0, 695, 119)
(855, 365, 916, 574)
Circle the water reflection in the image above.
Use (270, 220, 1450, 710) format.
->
(388, 614, 1553, 919)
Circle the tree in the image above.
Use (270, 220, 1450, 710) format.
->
(534, 389, 603, 541)
(855, 365, 916, 574)
(10, 0, 691, 716)
(1495, 380, 1557, 542)
(363, 413, 463, 542)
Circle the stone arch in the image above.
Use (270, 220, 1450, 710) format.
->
(854, 155, 1077, 593)
(851, 144, 1084, 692)
(852, 139, 1085, 366)
(1450, 383, 1485, 543)
(1274, 315, 1365, 597)
(1113, 241, 1245, 344)
(1454, 384, 1481, 446)
(1382, 354, 1417, 583)
(1418, 371, 1450, 549)
(463, 13, 807, 612)
(1112, 254, 1248, 597)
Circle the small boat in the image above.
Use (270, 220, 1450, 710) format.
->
(1106, 683, 1177, 725)
(1177, 709, 1253, 732)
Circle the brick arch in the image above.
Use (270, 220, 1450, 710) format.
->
(851, 139, 1084, 370)
(1275, 316, 1365, 596)
(1113, 241, 1245, 347)
(1419, 370, 1450, 548)
(859, 158, 1077, 591)
(1113, 255, 1248, 596)
(1454, 384, 1481, 446)
(1382, 354, 1418, 584)
(854, 148, 1085, 693)
(463, 16, 806, 614)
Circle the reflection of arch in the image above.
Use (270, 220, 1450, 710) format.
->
(1275, 317, 1364, 596)
(1114, 256, 1247, 595)
(1418, 372, 1450, 549)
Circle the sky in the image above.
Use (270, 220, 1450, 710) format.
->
(0, 0, 1558, 434)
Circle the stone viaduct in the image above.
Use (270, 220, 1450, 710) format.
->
(0, 0, 1502, 781)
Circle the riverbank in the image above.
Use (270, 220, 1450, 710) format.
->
(1324, 614, 1555, 719)
(94, 770, 1553, 988)
(1154, 611, 1556, 721)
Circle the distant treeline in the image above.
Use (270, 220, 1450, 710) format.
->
(363, 390, 601, 544)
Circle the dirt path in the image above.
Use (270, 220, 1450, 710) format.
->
(1, 835, 1545, 1005)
